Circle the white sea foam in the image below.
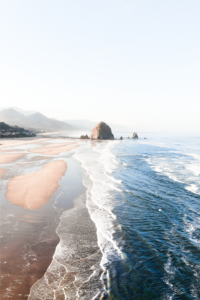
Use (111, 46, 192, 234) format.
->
(74, 141, 124, 282)
(29, 140, 123, 299)
(185, 153, 200, 161)
(145, 153, 200, 196)
(186, 184, 199, 194)
(186, 164, 200, 176)
(183, 215, 200, 247)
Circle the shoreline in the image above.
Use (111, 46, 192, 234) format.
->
(28, 191, 104, 300)
(0, 137, 89, 299)
(0, 136, 120, 299)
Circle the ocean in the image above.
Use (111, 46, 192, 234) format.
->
(75, 132, 200, 299)
(1, 133, 200, 299)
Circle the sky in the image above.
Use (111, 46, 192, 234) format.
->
(0, 0, 199, 132)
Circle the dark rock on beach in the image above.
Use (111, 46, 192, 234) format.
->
(80, 134, 89, 139)
(90, 122, 114, 140)
(132, 132, 138, 139)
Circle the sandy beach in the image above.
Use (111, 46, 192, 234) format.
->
(30, 156, 54, 161)
(0, 138, 51, 149)
(0, 136, 102, 300)
(6, 160, 67, 209)
(29, 143, 79, 155)
(0, 168, 8, 178)
(0, 153, 26, 164)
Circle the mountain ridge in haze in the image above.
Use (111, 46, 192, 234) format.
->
(0, 107, 133, 132)
(0, 106, 37, 116)
(0, 109, 75, 131)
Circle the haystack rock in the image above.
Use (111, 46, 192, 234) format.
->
(132, 132, 138, 139)
(90, 122, 114, 140)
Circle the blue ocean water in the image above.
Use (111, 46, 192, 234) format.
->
(105, 133, 200, 299)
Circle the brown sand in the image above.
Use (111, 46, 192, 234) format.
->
(0, 215, 59, 300)
(0, 168, 8, 178)
(6, 160, 67, 209)
(29, 144, 79, 155)
(0, 153, 26, 164)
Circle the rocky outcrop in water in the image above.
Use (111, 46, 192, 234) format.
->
(90, 122, 114, 140)
(132, 132, 138, 139)
(80, 134, 89, 139)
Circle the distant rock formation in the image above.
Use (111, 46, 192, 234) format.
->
(90, 122, 114, 140)
(80, 134, 89, 139)
(120, 136, 123, 140)
(132, 132, 138, 139)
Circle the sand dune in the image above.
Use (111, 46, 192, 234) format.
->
(0, 153, 26, 164)
(6, 160, 67, 209)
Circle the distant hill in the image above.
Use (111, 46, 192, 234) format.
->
(0, 109, 75, 132)
(0, 122, 36, 137)
(64, 119, 132, 132)
(0, 106, 37, 116)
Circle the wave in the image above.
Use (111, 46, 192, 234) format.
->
(74, 141, 125, 295)
(145, 154, 200, 196)
(29, 140, 123, 299)
(29, 192, 105, 300)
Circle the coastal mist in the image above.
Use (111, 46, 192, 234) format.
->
(76, 134, 200, 299)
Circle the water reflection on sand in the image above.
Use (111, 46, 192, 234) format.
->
(0, 138, 85, 300)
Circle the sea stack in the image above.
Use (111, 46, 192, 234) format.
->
(90, 121, 114, 140)
(132, 132, 138, 139)
(80, 134, 89, 139)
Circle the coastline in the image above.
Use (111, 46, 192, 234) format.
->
(0, 136, 106, 299)
(29, 192, 104, 300)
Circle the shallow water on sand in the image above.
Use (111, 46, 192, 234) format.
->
(0, 143, 85, 300)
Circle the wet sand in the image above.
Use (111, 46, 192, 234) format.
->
(41, 142, 74, 148)
(0, 137, 101, 300)
(0, 149, 25, 152)
(29, 194, 104, 300)
(0, 153, 26, 164)
(0, 138, 50, 149)
(0, 211, 60, 300)
(6, 160, 67, 209)
(0, 168, 8, 178)
(30, 156, 53, 161)
(29, 144, 79, 155)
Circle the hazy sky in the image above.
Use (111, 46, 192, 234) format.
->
(0, 0, 199, 132)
